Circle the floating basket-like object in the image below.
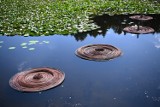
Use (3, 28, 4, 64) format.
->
(123, 25, 154, 34)
(129, 15, 153, 21)
(9, 67, 65, 92)
(75, 44, 122, 61)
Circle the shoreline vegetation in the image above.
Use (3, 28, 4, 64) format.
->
(0, 0, 160, 36)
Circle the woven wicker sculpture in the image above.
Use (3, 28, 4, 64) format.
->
(129, 15, 153, 21)
(9, 67, 65, 92)
(123, 25, 154, 34)
(75, 44, 122, 61)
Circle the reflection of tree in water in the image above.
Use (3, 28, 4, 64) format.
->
(73, 14, 160, 41)
(3, 14, 160, 41)
(73, 29, 106, 41)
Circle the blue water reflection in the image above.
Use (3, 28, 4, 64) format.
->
(1, 16, 160, 107)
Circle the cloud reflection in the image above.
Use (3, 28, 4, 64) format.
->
(154, 35, 160, 49)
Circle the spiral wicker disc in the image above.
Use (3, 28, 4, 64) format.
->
(123, 26, 154, 34)
(9, 67, 65, 92)
(129, 15, 153, 21)
(75, 44, 122, 61)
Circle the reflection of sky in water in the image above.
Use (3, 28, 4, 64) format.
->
(154, 35, 160, 49)
(0, 31, 160, 107)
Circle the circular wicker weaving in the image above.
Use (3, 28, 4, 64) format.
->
(9, 67, 65, 92)
(123, 25, 154, 34)
(75, 44, 122, 61)
(129, 15, 153, 21)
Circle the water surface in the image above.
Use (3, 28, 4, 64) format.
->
(0, 14, 160, 107)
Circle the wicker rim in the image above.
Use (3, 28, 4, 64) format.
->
(75, 44, 122, 61)
(9, 67, 65, 92)
(123, 26, 155, 34)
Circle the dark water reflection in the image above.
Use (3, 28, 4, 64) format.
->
(74, 14, 160, 41)
(0, 14, 160, 107)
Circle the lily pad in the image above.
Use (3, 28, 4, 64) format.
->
(28, 40, 39, 45)
(9, 47, 16, 50)
(22, 46, 27, 49)
(28, 43, 36, 45)
(42, 41, 50, 44)
(0, 0, 160, 36)
(29, 40, 39, 43)
(121, 22, 126, 24)
(24, 34, 29, 37)
(20, 43, 27, 46)
(28, 48, 35, 51)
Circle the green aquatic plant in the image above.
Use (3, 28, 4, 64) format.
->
(2, 40, 50, 50)
(28, 40, 39, 45)
(20, 43, 27, 46)
(0, 0, 160, 36)
(42, 41, 50, 44)
(22, 46, 27, 49)
(28, 48, 35, 51)
(8, 47, 16, 50)
(29, 40, 39, 43)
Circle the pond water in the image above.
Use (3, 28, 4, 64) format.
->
(0, 14, 160, 107)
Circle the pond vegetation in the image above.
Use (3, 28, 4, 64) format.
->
(0, 39, 50, 51)
(0, 0, 160, 36)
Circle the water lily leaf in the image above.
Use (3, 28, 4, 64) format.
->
(42, 41, 50, 44)
(21, 43, 27, 46)
(28, 40, 39, 45)
(24, 34, 29, 37)
(128, 22, 134, 25)
(28, 48, 35, 51)
(28, 42, 36, 45)
(29, 40, 39, 43)
(121, 22, 126, 24)
(22, 46, 27, 49)
(1, 0, 160, 36)
(9, 47, 16, 50)
(98, 30, 102, 33)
